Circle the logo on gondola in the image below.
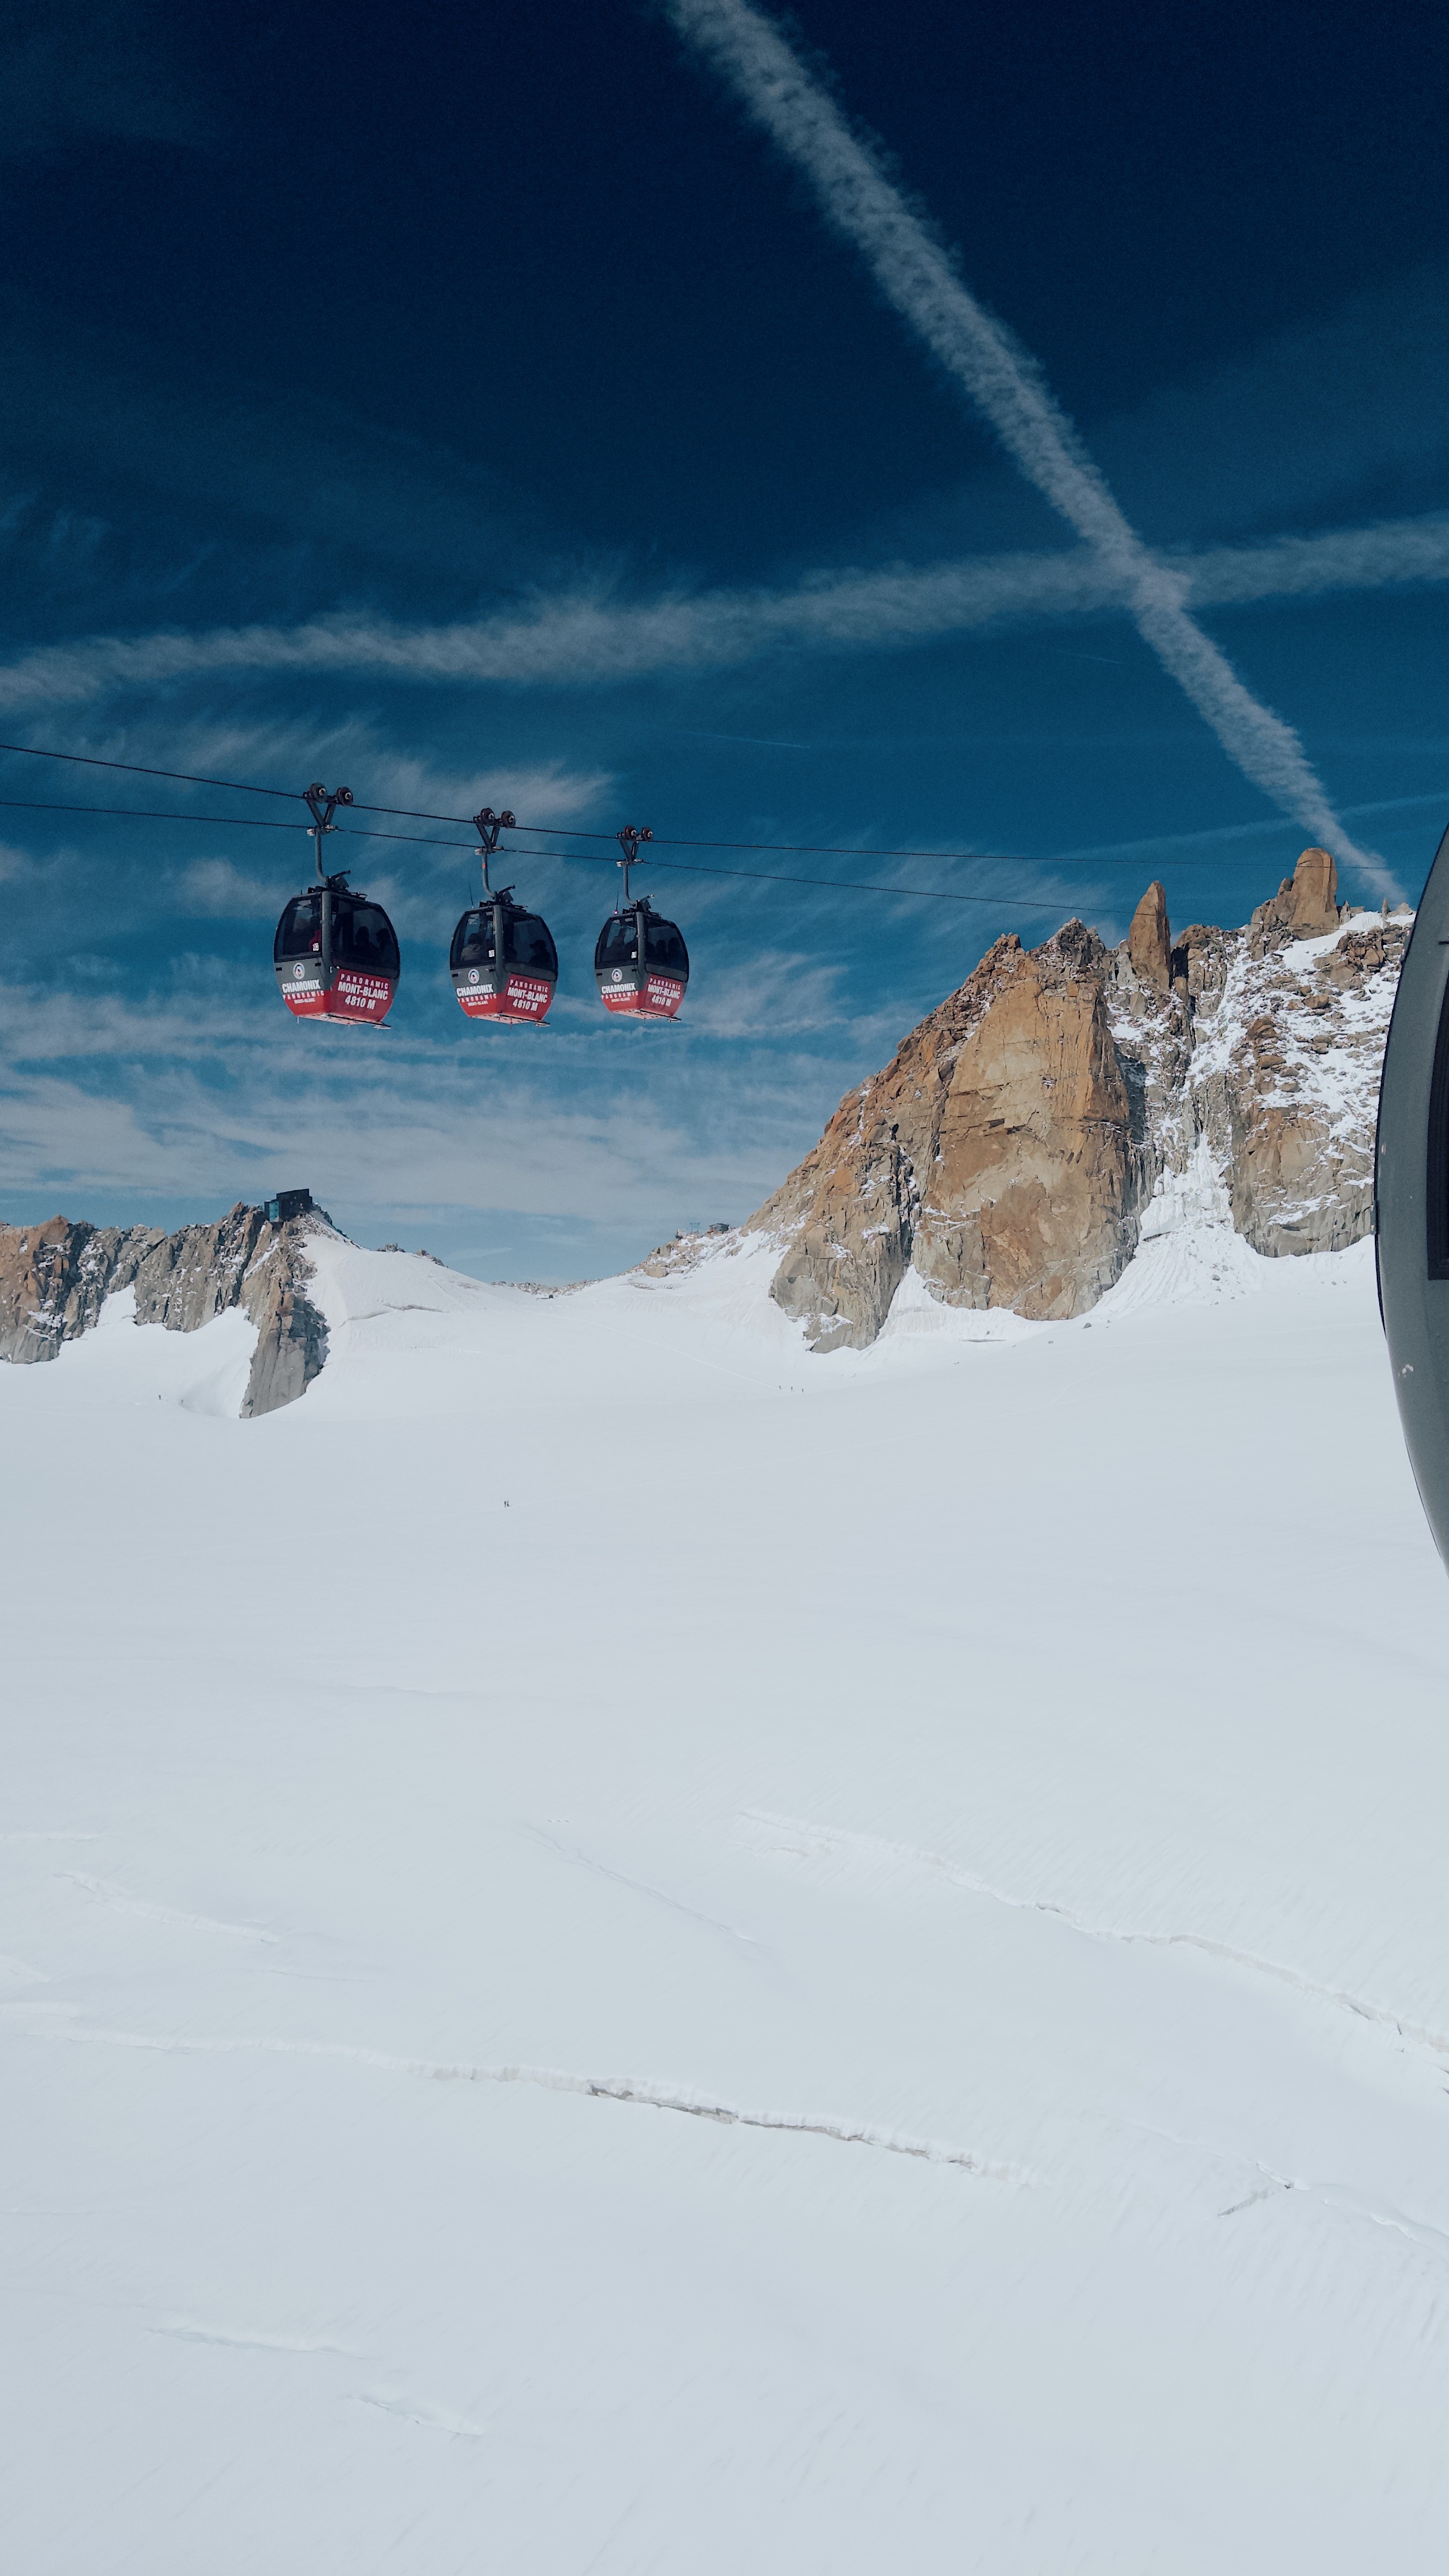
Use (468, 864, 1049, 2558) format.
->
(611, 968, 622, 982)
(468, 969, 479, 984)
(293, 964, 305, 981)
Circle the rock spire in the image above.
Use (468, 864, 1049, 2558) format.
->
(1126, 880, 1171, 993)
(737, 851, 1406, 1350)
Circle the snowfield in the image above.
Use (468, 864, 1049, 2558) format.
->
(4, 1217, 1449, 2573)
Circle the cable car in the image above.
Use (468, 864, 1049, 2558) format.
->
(595, 901, 690, 1018)
(449, 808, 558, 1025)
(273, 784, 400, 1026)
(1376, 817, 1449, 1565)
(594, 825, 689, 1020)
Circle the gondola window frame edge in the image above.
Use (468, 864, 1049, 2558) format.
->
(1427, 958, 1449, 1279)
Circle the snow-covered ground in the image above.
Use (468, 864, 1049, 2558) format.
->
(4, 1220, 1448, 2573)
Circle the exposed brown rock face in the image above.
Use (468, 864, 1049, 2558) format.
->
(1248, 845, 1340, 953)
(747, 919, 1145, 1349)
(1127, 881, 1171, 993)
(1291, 847, 1340, 935)
(732, 854, 1409, 1351)
(0, 1204, 330, 1414)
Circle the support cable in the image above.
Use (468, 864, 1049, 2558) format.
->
(0, 733, 1126, 870)
(0, 734, 1324, 884)
(0, 793, 1058, 907)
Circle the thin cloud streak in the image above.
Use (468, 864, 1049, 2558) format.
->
(0, 514, 1444, 726)
(1190, 516, 1449, 607)
(0, 558, 1106, 707)
(665, 0, 1388, 887)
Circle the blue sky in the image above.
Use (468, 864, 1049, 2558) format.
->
(3, 0, 1448, 1277)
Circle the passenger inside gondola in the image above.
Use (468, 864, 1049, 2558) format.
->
(505, 914, 558, 974)
(338, 906, 400, 975)
(645, 917, 687, 974)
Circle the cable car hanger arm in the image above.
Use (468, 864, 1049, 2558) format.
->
(303, 781, 353, 884)
(615, 822, 652, 910)
(473, 804, 516, 900)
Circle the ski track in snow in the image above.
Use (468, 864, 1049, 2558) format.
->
(746, 1809, 1449, 2062)
(58, 1873, 280, 1946)
(526, 1823, 763, 1953)
(151, 2319, 364, 2359)
(0, 1830, 100, 1843)
(27, 2020, 1021, 2182)
(354, 2391, 487, 2441)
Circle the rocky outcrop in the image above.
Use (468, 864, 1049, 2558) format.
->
(130, 1202, 270, 1334)
(1127, 881, 1171, 994)
(240, 1258, 330, 1416)
(0, 1203, 331, 1414)
(735, 847, 1411, 1351)
(747, 919, 1146, 1349)
(1185, 910, 1406, 1257)
(1248, 844, 1340, 953)
(0, 1218, 161, 1363)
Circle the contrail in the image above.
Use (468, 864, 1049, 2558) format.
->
(664, 0, 1388, 889)
(0, 515, 1443, 719)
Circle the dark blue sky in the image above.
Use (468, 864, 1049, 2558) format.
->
(3, 0, 1447, 1275)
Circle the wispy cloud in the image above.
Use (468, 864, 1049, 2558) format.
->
(0, 514, 1445, 732)
(0, 563, 1099, 708)
(681, 950, 852, 1039)
(1190, 516, 1449, 608)
(174, 857, 280, 919)
(43, 708, 615, 830)
(0, 977, 809, 1245)
(664, 0, 1389, 888)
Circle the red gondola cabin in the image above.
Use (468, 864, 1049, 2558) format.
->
(449, 896, 558, 1023)
(594, 901, 689, 1020)
(273, 885, 401, 1025)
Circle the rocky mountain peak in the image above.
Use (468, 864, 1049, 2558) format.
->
(742, 852, 1411, 1351)
(0, 1200, 333, 1414)
(747, 909, 1141, 1349)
